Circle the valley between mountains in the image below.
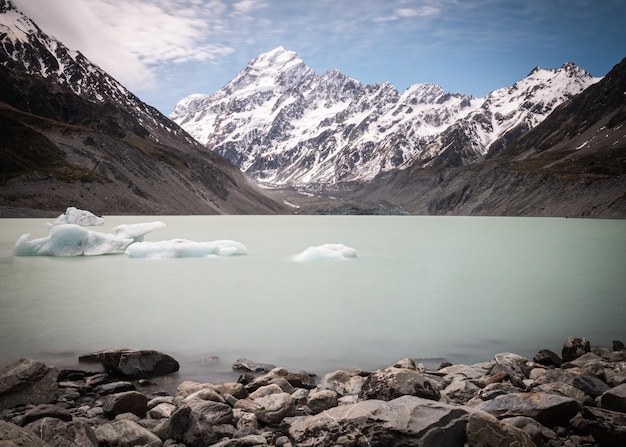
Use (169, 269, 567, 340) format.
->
(0, 0, 624, 217)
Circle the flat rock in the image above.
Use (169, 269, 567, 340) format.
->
(472, 392, 579, 427)
(288, 395, 469, 447)
(95, 419, 162, 447)
(233, 358, 276, 373)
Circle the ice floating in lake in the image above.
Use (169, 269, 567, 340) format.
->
(294, 243, 357, 262)
(14, 224, 133, 256)
(112, 221, 167, 243)
(54, 206, 105, 226)
(125, 239, 248, 259)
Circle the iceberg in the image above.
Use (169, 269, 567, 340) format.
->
(125, 239, 248, 259)
(294, 243, 357, 262)
(14, 224, 133, 256)
(54, 207, 105, 226)
(112, 221, 167, 243)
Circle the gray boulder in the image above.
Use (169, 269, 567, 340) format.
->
(562, 336, 590, 362)
(572, 374, 610, 398)
(254, 392, 296, 425)
(79, 349, 179, 378)
(95, 419, 162, 447)
(466, 411, 536, 447)
(154, 405, 216, 447)
(102, 390, 149, 417)
(503, 416, 561, 447)
(580, 406, 626, 447)
(316, 369, 365, 396)
(359, 367, 440, 401)
(287, 395, 469, 447)
(472, 392, 579, 427)
(0, 358, 59, 411)
(25, 418, 98, 447)
(245, 367, 316, 392)
(0, 420, 51, 446)
(600, 383, 626, 413)
(533, 349, 562, 367)
(306, 389, 339, 414)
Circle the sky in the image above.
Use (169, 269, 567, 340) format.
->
(12, 0, 626, 115)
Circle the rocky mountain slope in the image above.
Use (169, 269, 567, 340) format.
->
(347, 57, 626, 218)
(0, 0, 287, 216)
(170, 47, 599, 190)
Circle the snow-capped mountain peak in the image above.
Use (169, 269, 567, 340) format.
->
(170, 48, 600, 188)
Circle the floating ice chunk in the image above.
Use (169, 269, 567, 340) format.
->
(13, 224, 132, 256)
(294, 243, 357, 262)
(112, 221, 167, 242)
(125, 239, 248, 259)
(54, 207, 105, 226)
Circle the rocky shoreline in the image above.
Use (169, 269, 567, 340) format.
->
(1, 337, 625, 447)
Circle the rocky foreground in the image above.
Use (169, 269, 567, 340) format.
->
(1, 337, 626, 447)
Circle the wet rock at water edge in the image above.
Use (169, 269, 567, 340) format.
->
(79, 348, 179, 379)
(232, 358, 276, 373)
(562, 336, 591, 362)
(0, 358, 59, 411)
(533, 349, 563, 368)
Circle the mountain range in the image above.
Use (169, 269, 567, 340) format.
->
(0, 0, 286, 216)
(171, 47, 625, 217)
(170, 47, 599, 186)
(1, 0, 624, 217)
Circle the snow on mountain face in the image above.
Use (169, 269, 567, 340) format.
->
(0, 0, 194, 146)
(171, 47, 600, 188)
(416, 62, 601, 167)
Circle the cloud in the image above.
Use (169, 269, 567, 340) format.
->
(12, 0, 238, 92)
(396, 6, 440, 18)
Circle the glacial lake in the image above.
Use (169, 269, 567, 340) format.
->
(1, 215, 625, 388)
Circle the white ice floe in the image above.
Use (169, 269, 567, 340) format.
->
(125, 239, 248, 259)
(54, 206, 105, 226)
(112, 221, 167, 242)
(14, 224, 133, 256)
(294, 243, 357, 262)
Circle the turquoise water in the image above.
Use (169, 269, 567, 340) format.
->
(1, 216, 624, 385)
